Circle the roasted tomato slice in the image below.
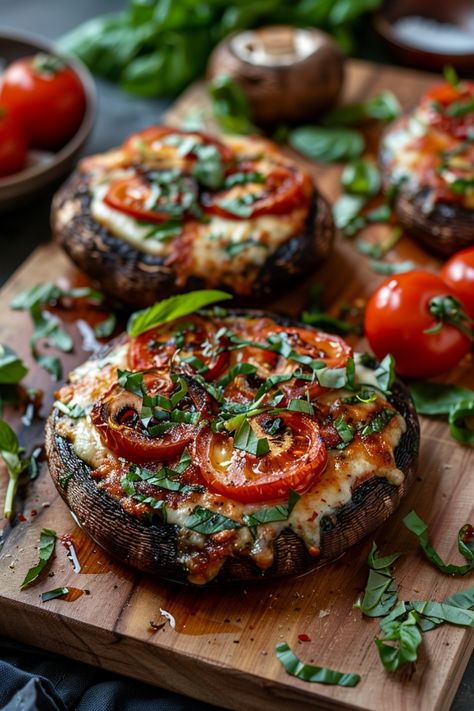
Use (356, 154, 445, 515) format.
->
(128, 315, 229, 381)
(122, 126, 233, 165)
(90, 372, 206, 463)
(195, 412, 327, 503)
(201, 164, 312, 219)
(103, 172, 198, 224)
(420, 81, 474, 140)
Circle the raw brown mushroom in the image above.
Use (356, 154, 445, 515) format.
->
(207, 25, 345, 125)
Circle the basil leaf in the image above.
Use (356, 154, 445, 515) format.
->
(11, 282, 103, 310)
(143, 220, 183, 242)
(322, 91, 401, 126)
(275, 642, 360, 687)
(0, 345, 28, 384)
(420, 586, 474, 631)
(127, 290, 232, 337)
(243, 490, 300, 527)
(332, 194, 367, 233)
(369, 259, 416, 275)
(448, 399, 474, 445)
(224, 172, 264, 188)
(35, 355, 62, 381)
(375, 610, 422, 672)
(183, 506, 241, 534)
(317, 358, 355, 390)
(287, 399, 314, 415)
(408, 381, 474, 415)
(446, 98, 474, 118)
(374, 354, 395, 393)
(21, 528, 57, 589)
(355, 542, 402, 617)
(341, 159, 381, 196)
(333, 416, 354, 447)
(289, 126, 364, 164)
(411, 600, 474, 628)
(53, 401, 86, 418)
(444, 65, 460, 88)
(209, 74, 257, 135)
(0, 419, 30, 520)
(94, 314, 117, 338)
(191, 143, 224, 189)
(217, 363, 257, 389)
(361, 409, 396, 436)
(234, 418, 269, 457)
(403, 511, 474, 575)
(41, 587, 69, 602)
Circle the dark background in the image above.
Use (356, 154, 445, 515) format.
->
(0, 1, 472, 709)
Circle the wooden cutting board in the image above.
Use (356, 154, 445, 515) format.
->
(0, 60, 473, 711)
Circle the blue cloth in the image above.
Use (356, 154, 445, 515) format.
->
(0, 638, 219, 711)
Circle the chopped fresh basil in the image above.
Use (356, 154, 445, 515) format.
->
(143, 220, 182, 242)
(446, 98, 474, 118)
(191, 143, 225, 189)
(209, 74, 257, 135)
(127, 290, 232, 337)
(443, 65, 460, 88)
(217, 363, 257, 389)
(11, 283, 103, 311)
(373, 354, 395, 393)
(224, 172, 264, 188)
(35, 355, 62, 381)
(375, 610, 422, 672)
(264, 417, 284, 436)
(21, 528, 57, 589)
(403, 511, 474, 575)
(233, 418, 270, 457)
(317, 358, 355, 390)
(117, 369, 145, 396)
(411, 600, 474, 628)
(243, 490, 300, 528)
(289, 126, 365, 164)
(94, 313, 117, 338)
(332, 194, 367, 234)
(183, 505, 241, 534)
(408, 380, 474, 415)
(369, 259, 416, 275)
(217, 192, 261, 218)
(301, 284, 354, 335)
(287, 399, 314, 415)
(333, 417, 354, 448)
(275, 642, 360, 687)
(122, 450, 191, 495)
(0, 345, 28, 385)
(0, 419, 30, 520)
(225, 238, 263, 257)
(341, 159, 381, 196)
(448, 400, 474, 445)
(354, 542, 402, 617)
(58, 471, 74, 490)
(419, 586, 474, 631)
(41, 587, 69, 602)
(322, 91, 401, 126)
(53, 401, 86, 419)
(360, 409, 396, 437)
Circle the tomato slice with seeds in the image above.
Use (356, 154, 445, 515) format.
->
(123, 126, 233, 164)
(91, 371, 207, 463)
(202, 165, 311, 219)
(195, 412, 327, 503)
(128, 315, 229, 382)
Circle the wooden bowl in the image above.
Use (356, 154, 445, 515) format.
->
(374, 0, 474, 72)
(0, 28, 96, 211)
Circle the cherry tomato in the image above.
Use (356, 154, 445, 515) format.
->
(365, 271, 472, 378)
(0, 54, 86, 150)
(123, 126, 233, 165)
(420, 81, 474, 140)
(0, 106, 27, 177)
(440, 247, 474, 318)
(128, 316, 229, 382)
(90, 372, 207, 462)
(195, 412, 327, 503)
(104, 173, 198, 224)
(202, 165, 311, 220)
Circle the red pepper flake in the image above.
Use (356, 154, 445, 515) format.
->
(298, 633, 311, 642)
(30, 509, 38, 516)
(17, 513, 27, 522)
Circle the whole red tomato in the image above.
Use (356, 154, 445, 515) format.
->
(0, 106, 27, 177)
(440, 247, 474, 318)
(364, 271, 473, 378)
(0, 54, 86, 150)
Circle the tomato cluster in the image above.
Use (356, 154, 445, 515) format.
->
(0, 53, 85, 178)
(365, 248, 474, 378)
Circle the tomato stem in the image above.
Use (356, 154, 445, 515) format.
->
(425, 295, 474, 340)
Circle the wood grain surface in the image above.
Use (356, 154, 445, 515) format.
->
(0, 60, 473, 711)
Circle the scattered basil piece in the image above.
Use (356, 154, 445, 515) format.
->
(361, 409, 396, 437)
(11, 283, 103, 311)
(322, 91, 401, 126)
(127, 290, 232, 337)
(448, 400, 474, 445)
(332, 194, 367, 234)
(289, 126, 365, 164)
(287, 399, 314, 415)
(333, 417, 354, 448)
(354, 542, 402, 617)
(209, 74, 258, 135)
(373, 354, 395, 393)
(411, 600, 474, 628)
(143, 220, 183, 242)
(233, 418, 270, 457)
(408, 380, 474, 415)
(94, 314, 117, 338)
(217, 363, 257, 389)
(419, 586, 474, 631)
(443, 65, 460, 88)
(275, 642, 360, 687)
(183, 506, 241, 534)
(0, 345, 28, 385)
(243, 490, 300, 528)
(403, 511, 474, 575)
(224, 172, 264, 188)
(58, 471, 74, 490)
(375, 610, 422, 672)
(53, 401, 86, 418)
(21, 528, 57, 589)
(301, 285, 355, 335)
(341, 159, 381, 196)
(0, 419, 30, 520)
(41, 587, 69, 602)
(369, 259, 416, 275)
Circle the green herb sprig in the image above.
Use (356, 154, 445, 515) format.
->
(403, 511, 474, 576)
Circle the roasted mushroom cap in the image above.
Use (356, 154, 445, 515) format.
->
(45, 312, 419, 584)
(207, 26, 345, 125)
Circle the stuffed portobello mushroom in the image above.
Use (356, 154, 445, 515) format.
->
(51, 127, 334, 307)
(380, 80, 474, 257)
(45, 305, 419, 585)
